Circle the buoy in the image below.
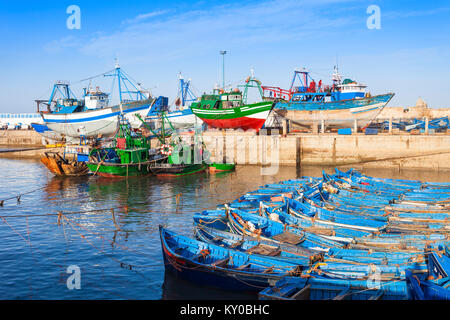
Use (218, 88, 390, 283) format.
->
(160, 144, 173, 156)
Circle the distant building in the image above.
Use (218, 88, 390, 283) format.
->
(415, 97, 428, 109)
(0, 113, 43, 129)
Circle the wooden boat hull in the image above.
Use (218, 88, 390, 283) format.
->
(259, 275, 409, 300)
(146, 108, 203, 130)
(405, 252, 450, 300)
(41, 152, 89, 176)
(159, 226, 301, 293)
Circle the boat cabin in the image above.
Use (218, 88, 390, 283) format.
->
(336, 79, 367, 100)
(55, 98, 84, 113)
(193, 91, 243, 110)
(84, 87, 109, 110)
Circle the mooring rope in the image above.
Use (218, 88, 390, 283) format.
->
(0, 186, 47, 206)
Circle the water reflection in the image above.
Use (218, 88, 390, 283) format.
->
(161, 271, 256, 300)
(2, 156, 450, 299)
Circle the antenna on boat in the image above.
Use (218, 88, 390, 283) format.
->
(333, 54, 342, 85)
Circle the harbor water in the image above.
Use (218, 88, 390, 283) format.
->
(0, 157, 449, 299)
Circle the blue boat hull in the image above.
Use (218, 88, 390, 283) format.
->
(159, 226, 302, 293)
(273, 93, 394, 129)
(276, 93, 394, 111)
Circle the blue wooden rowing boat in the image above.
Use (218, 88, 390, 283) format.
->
(194, 224, 319, 266)
(225, 207, 348, 249)
(406, 248, 450, 300)
(194, 209, 433, 267)
(259, 275, 409, 300)
(194, 219, 425, 281)
(159, 226, 303, 293)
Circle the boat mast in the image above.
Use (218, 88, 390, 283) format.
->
(104, 59, 147, 104)
(48, 81, 76, 103)
(177, 73, 197, 110)
(289, 68, 310, 93)
(240, 69, 264, 105)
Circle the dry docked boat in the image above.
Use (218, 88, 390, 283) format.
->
(262, 67, 394, 129)
(39, 63, 163, 139)
(190, 74, 274, 132)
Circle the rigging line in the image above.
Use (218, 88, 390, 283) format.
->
(0, 186, 47, 203)
(76, 68, 116, 84)
(61, 215, 135, 268)
(0, 216, 65, 269)
(0, 211, 118, 219)
(61, 214, 160, 269)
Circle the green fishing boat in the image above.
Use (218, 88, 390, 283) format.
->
(190, 74, 274, 132)
(209, 163, 236, 173)
(87, 112, 209, 178)
(86, 118, 166, 178)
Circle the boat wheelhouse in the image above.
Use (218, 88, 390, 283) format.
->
(190, 74, 273, 131)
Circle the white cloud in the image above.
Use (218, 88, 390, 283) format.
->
(77, 0, 360, 62)
(121, 10, 171, 25)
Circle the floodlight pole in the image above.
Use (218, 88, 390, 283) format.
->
(220, 50, 227, 90)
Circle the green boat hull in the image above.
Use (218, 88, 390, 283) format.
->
(155, 163, 207, 177)
(87, 162, 152, 178)
(209, 163, 236, 172)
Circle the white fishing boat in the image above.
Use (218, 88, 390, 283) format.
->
(146, 74, 203, 130)
(38, 63, 159, 139)
(42, 99, 155, 138)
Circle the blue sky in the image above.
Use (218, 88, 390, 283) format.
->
(0, 0, 449, 112)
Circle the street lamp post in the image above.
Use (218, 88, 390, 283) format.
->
(220, 50, 227, 90)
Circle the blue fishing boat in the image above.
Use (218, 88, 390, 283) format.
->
(259, 275, 409, 300)
(159, 226, 302, 293)
(193, 210, 425, 266)
(262, 67, 394, 129)
(194, 224, 319, 266)
(225, 207, 349, 249)
(194, 221, 427, 279)
(406, 247, 450, 300)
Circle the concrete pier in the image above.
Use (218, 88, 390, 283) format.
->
(2, 127, 450, 171)
(0, 130, 42, 146)
(180, 130, 450, 171)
